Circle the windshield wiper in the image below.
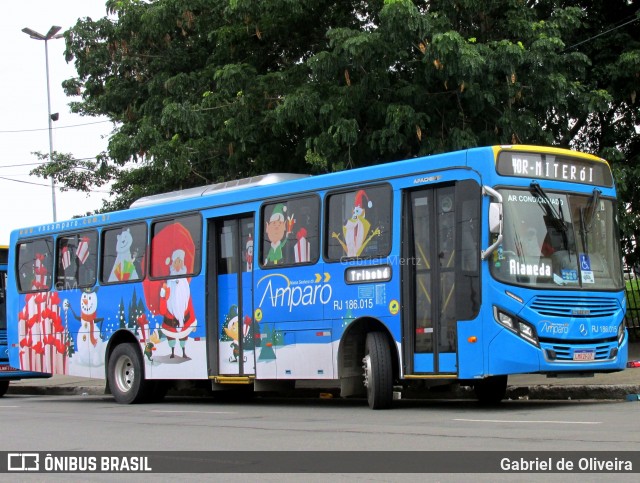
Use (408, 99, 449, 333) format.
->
(580, 188, 602, 254)
(530, 182, 566, 229)
(530, 182, 569, 251)
(584, 188, 601, 232)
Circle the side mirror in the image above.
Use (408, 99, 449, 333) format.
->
(489, 202, 502, 234)
(481, 186, 503, 260)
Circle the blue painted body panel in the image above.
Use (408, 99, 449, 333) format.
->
(4, 146, 627, 382)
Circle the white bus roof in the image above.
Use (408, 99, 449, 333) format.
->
(129, 173, 309, 209)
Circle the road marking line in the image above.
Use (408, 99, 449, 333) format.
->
(151, 410, 237, 415)
(453, 418, 601, 425)
(0, 406, 21, 408)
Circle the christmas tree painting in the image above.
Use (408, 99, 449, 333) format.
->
(114, 291, 149, 340)
(117, 298, 127, 329)
(136, 298, 149, 341)
(258, 324, 282, 361)
(127, 287, 144, 339)
(127, 293, 136, 329)
(341, 309, 355, 329)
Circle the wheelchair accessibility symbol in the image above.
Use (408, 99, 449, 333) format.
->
(579, 254, 591, 271)
(579, 254, 595, 284)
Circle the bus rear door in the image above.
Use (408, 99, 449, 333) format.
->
(206, 215, 256, 378)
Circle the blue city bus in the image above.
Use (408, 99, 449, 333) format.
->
(6, 145, 627, 408)
(1, 245, 49, 397)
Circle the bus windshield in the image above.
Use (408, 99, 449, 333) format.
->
(491, 187, 623, 290)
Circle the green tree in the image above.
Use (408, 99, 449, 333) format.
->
(37, 0, 382, 210)
(33, 0, 640, 257)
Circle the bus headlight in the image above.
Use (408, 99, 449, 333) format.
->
(493, 307, 514, 329)
(518, 321, 538, 346)
(493, 306, 539, 347)
(618, 323, 626, 345)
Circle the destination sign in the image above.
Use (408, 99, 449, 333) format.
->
(496, 151, 613, 187)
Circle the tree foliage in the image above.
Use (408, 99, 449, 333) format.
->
(35, 0, 640, 258)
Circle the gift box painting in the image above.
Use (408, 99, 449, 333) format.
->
(76, 237, 91, 264)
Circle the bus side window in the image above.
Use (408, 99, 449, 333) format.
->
(101, 223, 147, 284)
(56, 235, 77, 290)
(149, 215, 202, 278)
(57, 231, 98, 290)
(262, 196, 319, 267)
(17, 238, 54, 293)
(76, 233, 98, 287)
(326, 185, 392, 260)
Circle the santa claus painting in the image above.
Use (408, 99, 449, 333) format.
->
(143, 222, 198, 360)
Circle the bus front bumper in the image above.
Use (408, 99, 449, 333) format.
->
(486, 329, 628, 376)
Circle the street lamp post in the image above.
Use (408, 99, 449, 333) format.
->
(22, 26, 64, 223)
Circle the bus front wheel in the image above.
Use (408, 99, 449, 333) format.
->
(474, 375, 508, 405)
(0, 380, 8, 397)
(108, 343, 149, 404)
(362, 331, 393, 409)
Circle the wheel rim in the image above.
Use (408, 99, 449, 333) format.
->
(114, 354, 135, 394)
(362, 353, 372, 390)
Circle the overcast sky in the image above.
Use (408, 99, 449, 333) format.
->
(0, 1, 113, 244)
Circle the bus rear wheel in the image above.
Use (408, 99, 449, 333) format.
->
(362, 331, 393, 409)
(474, 375, 508, 405)
(0, 380, 8, 397)
(108, 343, 149, 404)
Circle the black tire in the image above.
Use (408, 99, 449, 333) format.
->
(0, 380, 9, 397)
(474, 375, 508, 405)
(108, 343, 149, 404)
(363, 331, 394, 409)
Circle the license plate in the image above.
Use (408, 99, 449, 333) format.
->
(573, 349, 595, 361)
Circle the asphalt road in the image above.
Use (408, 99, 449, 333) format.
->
(3, 345, 640, 482)
(2, 393, 639, 449)
(1, 393, 639, 453)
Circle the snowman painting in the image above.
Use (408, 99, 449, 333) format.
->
(108, 228, 139, 282)
(64, 287, 105, 367)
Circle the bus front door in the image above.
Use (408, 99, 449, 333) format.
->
(207, 215, 256, 377)
(403, 185, 458, 375)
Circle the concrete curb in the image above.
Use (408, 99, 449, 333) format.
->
(7, 384, 109, 397)
(7, 383, 640, 401)
(507, 384, 640, 401)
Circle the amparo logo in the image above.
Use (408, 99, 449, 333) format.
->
(257, 273, 332, 312)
